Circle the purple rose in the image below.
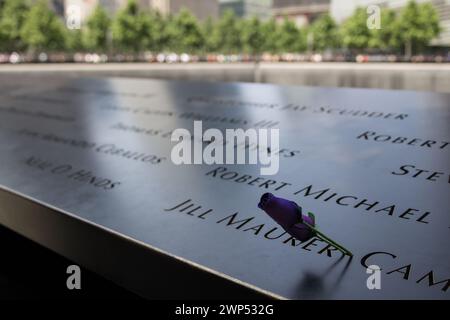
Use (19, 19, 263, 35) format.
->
(258, 193, 315, 242)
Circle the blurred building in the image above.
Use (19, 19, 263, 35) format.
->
(64, 0, 135, 19)
(61, 0, 219, 24)
(50, 0, 65, 17)
(64, 0, 98, 24)
(330, 0, 450, 47)
(147, 0, 219, 20)
(272, 0, 330, 26)
(219, 0, 272, 19)
(28, 0, 66, 19)
(99, 0, 128, 15)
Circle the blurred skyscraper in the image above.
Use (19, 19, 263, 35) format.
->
(219, 0, 272, 19)
(98, 0, 128, 15)
(64, 0, 98, 24)
(272, 0, 330, 26)
(50, 0, 65, 17)
(143, 0, 219, 20)
(62, 0, 218, 22)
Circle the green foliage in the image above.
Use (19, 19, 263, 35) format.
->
(161, 14, 175, 51)
(241, 16, 264, 55)
(166, 8, 204, 53)
(66, 29, 84, 52)
(150, 10, 170, 52)
(276, 18, 305, 53)
(340, 7, 371, 50)
(202, 17, 218, 53)
(368, 8, 399, 51)
(20, 0, 66, 52)
(340, 1, 440, 55)
(112, 0, 149, 53)
(83, 5, 110, 52)
(310, 14, 340, 51)
(261, 18, 279, 54)
(0, 0, 442, 55)
(396, 1, 440, 55)
(0, 0, 30, 51)
(137, 12, 157, 53)
(213, 9, 242, 54)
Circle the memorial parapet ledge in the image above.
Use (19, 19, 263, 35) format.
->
(0, 77, 448, 299)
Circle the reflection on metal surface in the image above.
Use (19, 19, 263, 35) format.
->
(0, 76, 449, 299)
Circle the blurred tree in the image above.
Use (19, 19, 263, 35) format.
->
(214, 9, 242, 54)
(162, 14, 177, 52)
(20, 0, 66, 52)
(202, 16, 218, 53)
(138, 10, 160, 52)
(277, 18, 305, 53)
(112, 0, 148, 53)
(2, 0, 440, 58)
(150, 11, 169, 52)
(298, 27, 307, 53)
(0, 0, 30, 51)
(83, 5, 111, 52)
(368, 8, 399, 52)
(261, 18, 279, 54)
(241, 16, 264, 56)
(166, 8, 204, 53)
(396, 1, 440, 58)
(66, 29, 84, 52)
(310, 14, 340, 51)
(340, 7, 371, 50)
